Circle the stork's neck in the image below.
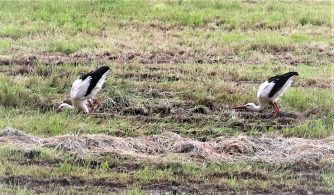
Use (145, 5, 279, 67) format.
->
(59, 103, 74, 110)
(251, 104, 263, 112)
(247, 102, 265, 112)
(66, 104, 74, 109)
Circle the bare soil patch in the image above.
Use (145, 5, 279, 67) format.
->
(0, 175, 298, 194)
(0, 42, 332, 66)
(1, 175, 126, 194)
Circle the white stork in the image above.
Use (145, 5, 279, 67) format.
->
(233, 72, 299, 116)
(55, 66, 110, 113)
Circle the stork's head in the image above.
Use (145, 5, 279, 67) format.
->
(55, 103, 73, 113)
(232, 103, 260, 112)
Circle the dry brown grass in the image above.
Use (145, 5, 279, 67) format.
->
(1, 127, 333, 170)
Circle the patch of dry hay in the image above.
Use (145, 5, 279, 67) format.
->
(1, 127, 334, 168)
(0, 127, 43, 146)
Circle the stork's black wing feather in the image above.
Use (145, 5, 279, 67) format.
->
(80, 66, 110, 97)
(268, 72, 298, 97)
(80, 71, 93, 80)
(267, 75, 280, 83)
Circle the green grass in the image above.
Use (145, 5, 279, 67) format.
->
(121, 188, 145, 195)
(0, 1, 331, 55)
(0, 62, 332, 138)
(0, 144, 332, 193)
(322, 170, 334, 192)
(0, 0, 331, 28)
(0, 107, 137, 136)
(0, 0, 333, 194)
(283, 117, 333, 138)
(0, 145, 325, 194)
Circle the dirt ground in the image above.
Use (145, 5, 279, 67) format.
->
(1, 43, 333, 66)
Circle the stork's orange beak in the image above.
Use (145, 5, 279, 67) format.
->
(232, 105, 247, 110)
(55, 108, 62, 113)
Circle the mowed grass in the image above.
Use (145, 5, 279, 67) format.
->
(0, 63, 332, 138)
(0, 0, 332, 137)
(0, 145, 332, 194)
(0, 0, 333, 194)
(0, 0, 332, 57)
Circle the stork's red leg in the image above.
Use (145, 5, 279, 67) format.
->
(270, 102, 280, 118)
(87, 99, 95, 112)
(271, 102, 279, 113)
(93, 99, 101, 107)
(88, 100, 93, 108)
(91, 99, 101, 113)
(92, 98, 98, 105)
(274, 102, 281, 113)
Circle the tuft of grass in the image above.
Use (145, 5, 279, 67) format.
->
(299, 14, 326, 26)
(121, 187, 145, 195)
(0, 24, 40, 39)
(283, 117, 333, 138)
(0, 39, 11, 52)
(46, 37, 100, 54)
(322, 171, 334, 192)
(282, 88, 334, 112)
(0, 76, 40, 108)
(134, 166, 174, 183)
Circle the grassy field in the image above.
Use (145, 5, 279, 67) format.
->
(0, 0, 333, 194)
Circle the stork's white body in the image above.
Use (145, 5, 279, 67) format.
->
(256, 77, 294, 106)
(70, 71, 108, 101)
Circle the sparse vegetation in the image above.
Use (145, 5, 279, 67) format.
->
(0, 0, 333, 194)
(322, 171, 334, 192)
